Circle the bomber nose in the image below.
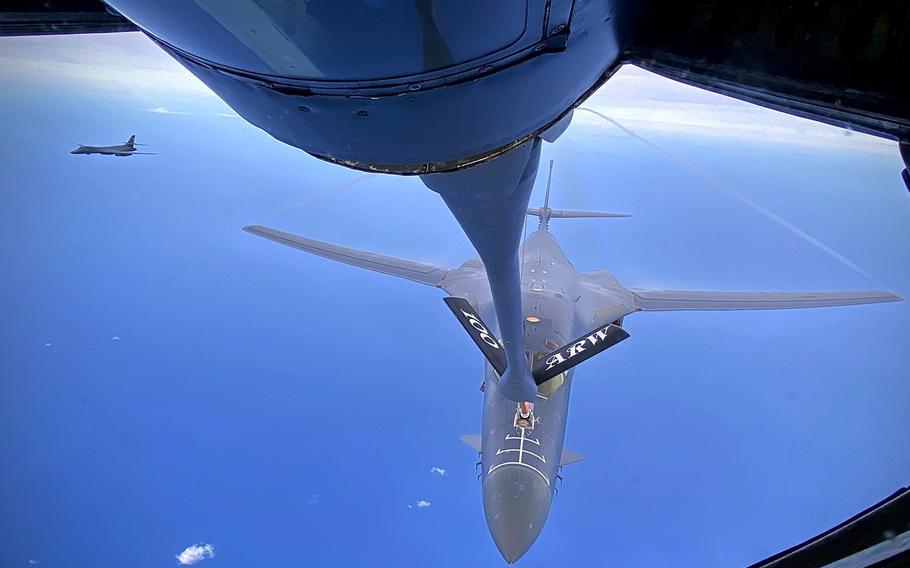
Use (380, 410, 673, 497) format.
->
(483, 465, 552, 564)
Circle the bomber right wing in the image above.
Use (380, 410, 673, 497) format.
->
(244, 225, 450, 287)
(631, 289, 902, 312)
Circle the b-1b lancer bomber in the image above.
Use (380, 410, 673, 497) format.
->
(244, 162, 901, 564)
(70, 135, 156, 156)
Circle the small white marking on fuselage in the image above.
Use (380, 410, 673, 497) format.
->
(489, 428, 551, 485)
(496, 448, 546, 463)
(488, 461, 551, 486)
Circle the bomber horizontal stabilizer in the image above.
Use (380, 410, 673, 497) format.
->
(532, 323, 629, 384)
(444, 297, 507, 377)
(560, 449, 584, 466)
(459, 434, 482, 453)
(527, 208, 630, 219)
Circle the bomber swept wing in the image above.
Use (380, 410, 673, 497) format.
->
(631, 289, 902, 311)
(242, 225, 450, 288)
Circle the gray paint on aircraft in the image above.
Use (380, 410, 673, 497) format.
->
(243, 170, 900, 564)
(70, 135, 156, 156)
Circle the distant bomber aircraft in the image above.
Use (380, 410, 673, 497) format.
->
(245, 163, 902, 564)
(70, 135, 156, 156)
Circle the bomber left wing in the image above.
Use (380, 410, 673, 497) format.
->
(243, 225, 450, 287)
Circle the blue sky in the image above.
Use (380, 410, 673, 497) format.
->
(1, 33, 908, 568)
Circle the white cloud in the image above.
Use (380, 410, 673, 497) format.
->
(147, 106, 189, 115)
(429, 467, 447, 477)
(111, 336, 121, 341)
(416, 500, 431, 509)
(0, 34, 215, 102)
(43, 342, 51, 347)
(576, 65, 894, 155)
(28, 561, 40, 565)
(176, 543, 215, 565)
(145, 106, 238, 118)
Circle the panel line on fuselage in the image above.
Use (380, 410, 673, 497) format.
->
(505, 434, 540, 445)
(496, 448, 547, 463)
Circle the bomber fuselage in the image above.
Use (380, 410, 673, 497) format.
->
(443, 228, 628, 563)
(70, 144, 135, 156)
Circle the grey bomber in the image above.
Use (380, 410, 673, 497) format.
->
(244, 165, 901, 563)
